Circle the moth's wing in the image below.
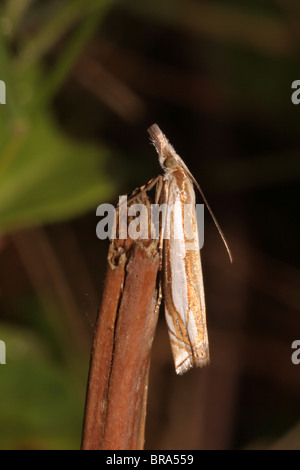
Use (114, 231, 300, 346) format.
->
(163, 183, 194, 374)
(163, 179, 209, 374)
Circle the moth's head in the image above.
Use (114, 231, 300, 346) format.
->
(148, 123, 179, 171)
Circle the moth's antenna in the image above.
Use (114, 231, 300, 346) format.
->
(183, 163, 233, 263)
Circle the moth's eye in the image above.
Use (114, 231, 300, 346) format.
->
(164, 156, 177, 168)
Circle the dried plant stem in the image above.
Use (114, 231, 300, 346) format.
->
(81, 235, 160, 450)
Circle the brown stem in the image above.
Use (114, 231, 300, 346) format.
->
(81, 224, 160, 449)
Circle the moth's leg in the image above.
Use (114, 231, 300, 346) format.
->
(154, 175, 163, 205)
(115, 176, 161, 226)
(158, 179, 168, 271)
(125, 175, 160, 206)
(154, 270, 163, 316)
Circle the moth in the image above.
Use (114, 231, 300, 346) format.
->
(121, 124, 231, 374)
(145, 124, 232, 375)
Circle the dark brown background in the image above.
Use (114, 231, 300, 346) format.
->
(0, 0, 300, 449)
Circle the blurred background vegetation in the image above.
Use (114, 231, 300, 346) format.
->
(0, 0, 300, 450)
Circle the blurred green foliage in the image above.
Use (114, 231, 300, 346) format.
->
(0, 0, 116, 234)
(0, 0, 117, 449)
(0, 322, 84, 449)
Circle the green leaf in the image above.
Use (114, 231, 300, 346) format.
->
(0, 112, 115, 233)
(0, 323, 84, 449)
